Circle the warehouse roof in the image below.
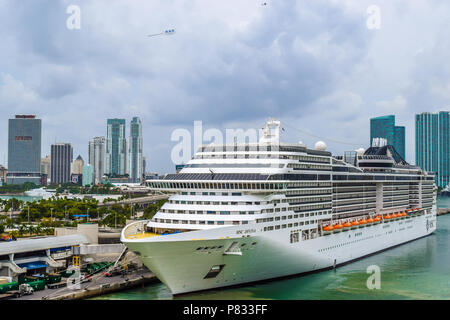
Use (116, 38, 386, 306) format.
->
(0, 234, 89, 256)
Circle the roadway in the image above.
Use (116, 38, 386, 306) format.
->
(98, 194, 169, 207)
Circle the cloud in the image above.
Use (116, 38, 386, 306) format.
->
(0, 0, 449, 171)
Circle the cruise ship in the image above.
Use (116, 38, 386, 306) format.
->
(121, 119, 437, 295)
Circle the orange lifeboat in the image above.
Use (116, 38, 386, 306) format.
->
(401, 212, 407, 217)
(323, 225, 334, 234)
(373, 216, 381, 223)
(343, 222, 352, 229)
(351, 221, 360, 228)
(365, 218, 374, 225)
(359, 219, 368, 226)
(333, 223, 344, 232)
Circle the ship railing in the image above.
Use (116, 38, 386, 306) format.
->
(122, 220, 151, 239)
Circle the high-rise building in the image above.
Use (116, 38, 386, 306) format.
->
(106, 119, 127, 176)
(88, 136, 106, 184)
(128, 117, 143, 183)
(40, 155, 51, 181)
(71, 155, 84, 175)
(51, 143, 73, 184)
(415, 111, 450, 188)
(370, 115, 405, 160)
(143, 156, 147, 179)
(7, 115, 42, 185)
(82, 164, 94, 186)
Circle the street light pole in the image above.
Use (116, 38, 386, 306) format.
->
(50, 208, 53, 222)
(27, 205, 30, 224)
(115, 211, 117, 229)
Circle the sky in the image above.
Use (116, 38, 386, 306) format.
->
(1, 0, 449, 174)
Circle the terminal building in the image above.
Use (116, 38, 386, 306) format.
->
(0, 224, 128, 281)
(0, 234, 88, 278)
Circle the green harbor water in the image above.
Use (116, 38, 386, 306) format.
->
(0, 195, 43, 202)
(93, 197, 450, 300)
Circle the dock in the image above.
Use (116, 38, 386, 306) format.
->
(437, 208, 450, 216)
(10, 269, 159, 300)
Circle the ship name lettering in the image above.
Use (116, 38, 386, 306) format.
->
(236, 229, 256, 235)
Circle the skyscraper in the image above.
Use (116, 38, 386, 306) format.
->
(40, 155, 51, 181)
(128, 117, 143, 183)
(51, 143, 73, 184)
(370, 115, 405, 160)
(7, 115, 42, 185)
(71, 155, 84, 175)
(106, 119, 127, 176)
(415, 111, 450, 188)
(82, 164, 94, 186)
(88, 137, 105, 184)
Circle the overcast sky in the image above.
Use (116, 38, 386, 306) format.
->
(1, 0, 449, 173)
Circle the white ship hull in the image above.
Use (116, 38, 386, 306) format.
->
(123, 209, 436, 295)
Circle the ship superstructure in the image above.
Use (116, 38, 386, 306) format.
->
(121, 120, 437, 295)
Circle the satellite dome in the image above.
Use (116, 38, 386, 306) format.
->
(355, 148, 365, 156)
(314, 141, 326, 151)
(298, 141, 306, 147)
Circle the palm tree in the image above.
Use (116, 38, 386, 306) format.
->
(27, 225, 35, 237)
(35, 225, 42, 236)
(18, 224, 26, 237)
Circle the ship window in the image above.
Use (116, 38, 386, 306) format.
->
(203, 264, 226, 279)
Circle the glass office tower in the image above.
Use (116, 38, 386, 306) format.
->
(106, 119, 127, 176)
(415, 111, 449, 188)
(7, 115, 42, 185)
(370, 115, 406, 160)
(51, 143, 73, 184)
(128, 117, 143, 183)
(88, 136, 106, 184)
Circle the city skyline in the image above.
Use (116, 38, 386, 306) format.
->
(370, 115, 405, 160)
(1, 1, 450, 174)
